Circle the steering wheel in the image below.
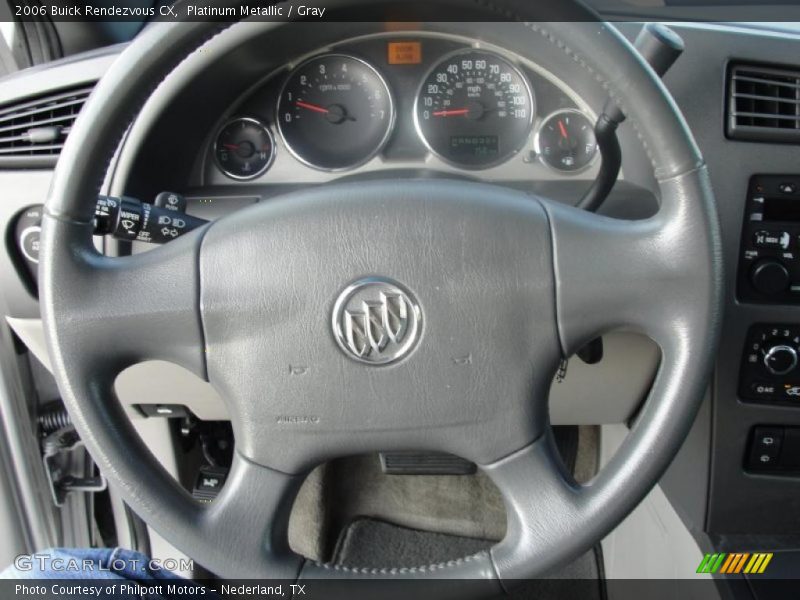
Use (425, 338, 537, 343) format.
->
(40, 0, 722, 592)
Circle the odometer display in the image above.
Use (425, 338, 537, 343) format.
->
(277, 54, 394, 171)
(414, 50, 534, 169)
(449, 135, 499, 160)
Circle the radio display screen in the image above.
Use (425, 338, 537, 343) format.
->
(764, 196, 800, 222)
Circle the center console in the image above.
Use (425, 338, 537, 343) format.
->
(738, 176, 800, 478)
(737, 176, 800, 406)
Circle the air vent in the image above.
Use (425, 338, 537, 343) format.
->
(0, 85, 94, 165)
(728, 64, 800, 143)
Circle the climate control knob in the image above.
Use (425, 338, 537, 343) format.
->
(763, 344, 798, 376)
(751, 260, 790, 295)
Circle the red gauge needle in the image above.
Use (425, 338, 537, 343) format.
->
(557, 120, 569, 140)
(296, 100, 329, 114)
(432, 108, 470, 117)
(222, 144, 240, 151)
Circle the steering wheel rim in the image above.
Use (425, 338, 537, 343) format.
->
(40, 0, 722, 591)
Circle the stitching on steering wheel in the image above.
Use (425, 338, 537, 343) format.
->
(308, 549, 491, 574)
(476, 0, 664, 174)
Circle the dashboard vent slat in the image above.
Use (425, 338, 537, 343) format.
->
(733, 93, 800, 106)
(0, 85, 94, 161)
(733, 74, 800, 91)
(0, 113, 77, 135)
(728, 63, 800, 143)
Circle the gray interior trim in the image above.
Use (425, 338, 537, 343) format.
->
(0, 313, 57, 552)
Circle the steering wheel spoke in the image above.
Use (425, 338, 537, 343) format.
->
(484, 433, 583, 582)
(200, 453, 305, 579)
(542, 170, 716, 355)
(41, 216, 207, 379)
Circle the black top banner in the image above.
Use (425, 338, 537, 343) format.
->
(9, 0, 594, 23)
(7, 0, 800, 23)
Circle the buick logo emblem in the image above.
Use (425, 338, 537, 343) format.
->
(332, 278, 422, 364)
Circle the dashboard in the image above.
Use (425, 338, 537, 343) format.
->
(200, 33, 600, 186)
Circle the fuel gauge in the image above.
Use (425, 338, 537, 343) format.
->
(535, 109, 597, 173)
(214, 117, 275, 180)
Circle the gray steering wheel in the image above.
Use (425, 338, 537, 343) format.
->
(40, 0, 722, 592)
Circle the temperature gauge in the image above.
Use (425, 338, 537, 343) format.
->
(535, 109, 598, 173)
(214, 117, 275, 180)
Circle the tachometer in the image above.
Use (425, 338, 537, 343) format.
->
(414, 50, 534, 169)
(277, 54, 395, 171)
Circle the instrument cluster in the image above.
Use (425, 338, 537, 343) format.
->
(210, 35, 598, 182)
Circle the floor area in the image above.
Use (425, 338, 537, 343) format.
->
(287, 425, 602, 594)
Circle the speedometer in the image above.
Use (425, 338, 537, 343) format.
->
(414, 50, 534, 169)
